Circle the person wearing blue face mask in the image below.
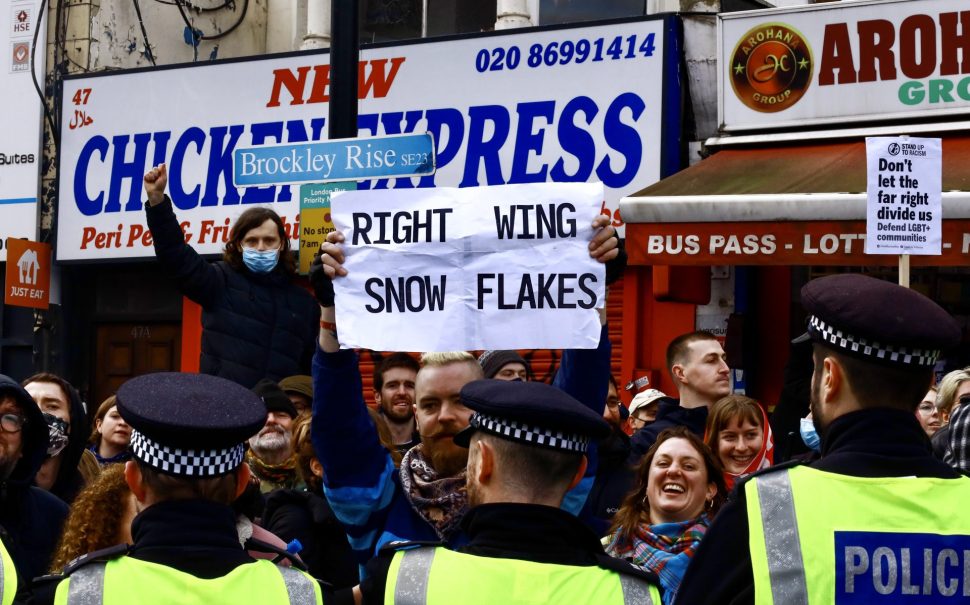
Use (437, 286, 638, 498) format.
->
(143, 164, 319, 389)
(798, 413, 821, 453)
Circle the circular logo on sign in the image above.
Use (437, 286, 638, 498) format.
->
(888, 143, 900, 156)
(730, 23, 813, 113)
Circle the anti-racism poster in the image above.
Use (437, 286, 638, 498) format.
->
(865, 136, 942, 255)
(57, 16, 678, 261)
(331, 182, 605, 352)
(0, 0, 45, 261)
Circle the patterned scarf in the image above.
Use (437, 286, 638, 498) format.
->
(399, 444, 468, 541)
(245, 449, 300, 491)
(88, 444, 132, 465)
(604, 515, 710, 605)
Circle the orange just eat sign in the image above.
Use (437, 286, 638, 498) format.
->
(5, 239, 51, 309)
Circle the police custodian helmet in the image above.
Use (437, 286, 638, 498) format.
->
(116, 372, 267, 478)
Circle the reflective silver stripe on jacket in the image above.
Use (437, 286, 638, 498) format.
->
(66, 561, 107, 605)
(619, 573, 655, 605)
(756, 471, 809, 605)
(64, 561, 315, 605)
(278, 566, 318, 604)
(393, 546, 653, 605)
(393, 547, 436, 605)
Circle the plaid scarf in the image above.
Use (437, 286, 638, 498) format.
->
(400, 444, 468, 541)
(945, 404, 970, 473)
(604, 515, 710, 605)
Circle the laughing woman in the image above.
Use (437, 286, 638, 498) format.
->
(604, 426, 727, 605)
(704, 395, 774, 492)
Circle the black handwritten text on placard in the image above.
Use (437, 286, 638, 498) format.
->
(351, 209, 453, 244)
(494, 203, 578, 239)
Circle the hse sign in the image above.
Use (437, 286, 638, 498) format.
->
(626, 220, 970, 266)
(57, 16, 679, 261)
(720, 0, 970, 130)
(5, 239, 51, 309)
(0, 0, 46, 261)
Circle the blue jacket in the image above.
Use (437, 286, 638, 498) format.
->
(311, 325, 612, 568)
(146, 198, 319, 388)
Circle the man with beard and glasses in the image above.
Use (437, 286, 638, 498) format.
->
(0, 374, 67, 587)
(247, 379, 301, 493)
(357, 380, 662, 605)
(309, 215, 623, 568)
(676, 274, 970, 605)
(373, 353, 421, 458)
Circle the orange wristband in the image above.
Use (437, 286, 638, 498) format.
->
(320, 321, 337, 332)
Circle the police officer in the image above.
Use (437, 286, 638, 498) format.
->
(358, 379, 662, 605)
(676, 274, 970, 604)
(51, 373, 323, 605)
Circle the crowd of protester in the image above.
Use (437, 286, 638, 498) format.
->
(4, 320, 968, 603)
(0, 169, 964, 603)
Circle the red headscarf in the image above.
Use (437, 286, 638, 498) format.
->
(707, 403, 774, 493)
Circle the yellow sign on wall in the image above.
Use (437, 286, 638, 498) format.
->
(298, 182, 356, 274)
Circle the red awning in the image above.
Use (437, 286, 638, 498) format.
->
(628, 137, 970, 199)
(621, 136, 970, 266)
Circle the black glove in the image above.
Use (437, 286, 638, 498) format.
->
(309, 252, 335, 306)
(604, 234, 627, 286)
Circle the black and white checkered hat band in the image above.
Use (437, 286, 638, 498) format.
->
(130, 430, 245, 477)
(470, 412, 589, 453)
(808, 315, 940, 367)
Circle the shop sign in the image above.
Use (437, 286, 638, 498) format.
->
(626, 220, 970, 266)
(57, 17, 679, 262)
(4, 239, 50, 309)
(721, 0, 970, 131)
(0, 0, 45, 260)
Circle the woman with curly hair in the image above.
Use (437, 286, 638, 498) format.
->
(604, 426, 727, 605)
(49, 464, 136, 572)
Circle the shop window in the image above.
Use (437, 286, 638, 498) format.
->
(427, 0, 497, 36)
(539, 0, 645, 26)
(362, 0, 421, 43)
(361, 0, 498, 43)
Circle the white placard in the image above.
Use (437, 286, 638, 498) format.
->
(720, 0, 970, 131)
(331, 182, 605, 352)
(0, 0, 45, 261)
(865, 137, 941, 255)
(57, 17, 673, 261)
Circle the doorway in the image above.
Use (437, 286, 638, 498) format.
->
(92, 322, 181, 407)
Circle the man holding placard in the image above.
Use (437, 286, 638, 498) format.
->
(308, 183, 623, 567)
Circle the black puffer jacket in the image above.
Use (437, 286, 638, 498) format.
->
(0, 375, 69, 582)
(146, 198, 320, 388)
(263, 489, 359, 589)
